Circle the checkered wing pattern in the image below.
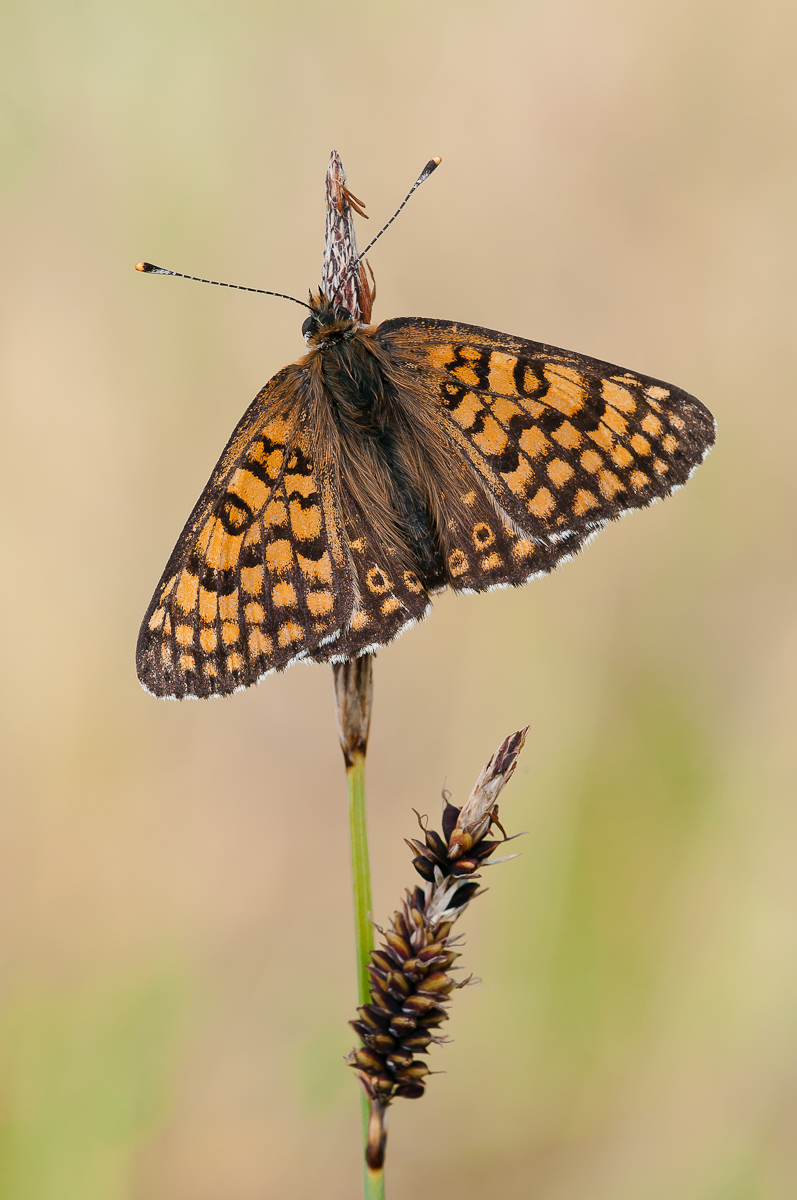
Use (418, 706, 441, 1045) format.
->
(136, 363, 431, 698)
(377, 317, 716, 590)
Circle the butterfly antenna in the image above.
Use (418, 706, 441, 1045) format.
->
(353, 157, 442, 265)
(134, 262, 313, 311)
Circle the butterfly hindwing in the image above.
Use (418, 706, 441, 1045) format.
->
(376, 317, 715, 590)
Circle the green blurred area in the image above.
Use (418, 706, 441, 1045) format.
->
(1, 0, 795, 1197)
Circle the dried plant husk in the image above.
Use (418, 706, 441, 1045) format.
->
(347, 727, 528, 1124)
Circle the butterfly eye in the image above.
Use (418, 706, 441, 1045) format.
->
(302, 315, 318, 340)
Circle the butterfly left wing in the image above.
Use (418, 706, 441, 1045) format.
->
(137, 364, 364, 699)
(137, 359, 433, 697)
(375, 317, 716, 590)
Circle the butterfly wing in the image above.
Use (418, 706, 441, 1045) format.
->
(136, 360, 432, 698)
(137, 363, 355, 698)
(375, 317, 716, 590)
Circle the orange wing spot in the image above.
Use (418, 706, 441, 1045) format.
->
(598, 470, 623, 499)
(199, 587, 218, 623)
(602, 406, 628, 436)
(381, 596, 402, 615)
(481, 553, 503, 570)
(449, 390, 483, 430)
(264, 450, 284, 479)
(452, 363, 481, 388)
(491, 395, 524, 427)
(366, 567, 391, 594)
(661, 433, 677, 454)
(520, 426, 551, 458)
(611, 444, 633, 468)
(175, 572, 199, 614)
(176, 623, 194, 647)
(403, 570, 424, 593)
(272, 581, 297, 608)
(428, 344, 455, 371)
(529, 487, 555, 517)
(161, 576, 177, 599)
(285, 472, 317, 499)
(298, 550, 333, 584)
(641, 413, 663, 436)
(266, 539, 293, 574)
(148, 608, 165, 632)
(462, 490, 477, 507)
(573, 488, 599, 515)
(552, 420, 581, 450)
(226, 651, 244, 673)
(547, 458, 574, 488)
(248, 628, 273, 657)
(203, 662, 218, 678)
(669, 414, 685, 431)
(652, 458, 668, 475)
(488, 351, 520, 397)
(543, 365, 586, 416)
(349, 537, 365, 553)
(630, 470, 650, 491)
(448, 549, 468, 577)
(229, 468, 269, 513)
(243, 524, 260, 548)
(264, 499, 287, 526)
(306, 589, 334, 616)
(195, 523, 213, 554)
(289, 500, 322, 540)
(277, 621, 304, 648)
(473, 522, 496, 549)
(245, 601, 265, 623)
(520, 364, 541, 394)
(512, 537, 536, 559)
(630, 434, 651, 456)
(587, 424, 614, 451)
(221, 622, 240, 645)
(200, 628, 218, 653)
(218, 591, 239, 621)
(241, 565, 264, 595)
(205, 521, 242, 571)
(602, 380, 637, 414)
(580, 449, 603, 473)
(262, 417, 290, 445)
(502, 456, 535, 497)
(646, 386, 669, 400)
(473, 414, 508, 457)
(163, 614, 172, 635)
(351, 609, 369, 631)
(179, 653, 195, 672)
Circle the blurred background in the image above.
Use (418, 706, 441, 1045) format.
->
(1, 0, 796, 1196)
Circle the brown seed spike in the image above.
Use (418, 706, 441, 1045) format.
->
(348, 729, 528, 1124)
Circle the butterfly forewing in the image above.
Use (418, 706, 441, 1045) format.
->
(136, 366, 359, 698)
(376, 317, 715, 590)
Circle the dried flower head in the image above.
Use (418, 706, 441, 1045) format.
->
(347, 729, 528, 1165)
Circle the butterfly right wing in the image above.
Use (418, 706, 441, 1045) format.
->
(376, 317, 715, 592)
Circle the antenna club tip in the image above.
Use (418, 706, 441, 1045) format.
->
(431, 156, 442, 166)
(135, 261, 157, 272)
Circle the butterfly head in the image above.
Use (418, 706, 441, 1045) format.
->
(302, 291, 361, 346)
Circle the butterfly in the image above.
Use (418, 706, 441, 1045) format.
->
(136, 154, 715, 700)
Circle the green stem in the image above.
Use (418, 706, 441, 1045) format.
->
(347, 749, 374, 1010)
(335, 657, 383, 1196)
(346, 749, 385, 1200)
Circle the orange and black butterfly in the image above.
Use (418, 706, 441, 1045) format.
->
(136, 154, 715, 700)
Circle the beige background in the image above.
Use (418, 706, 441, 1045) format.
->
(2, 1, 796, 1197)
